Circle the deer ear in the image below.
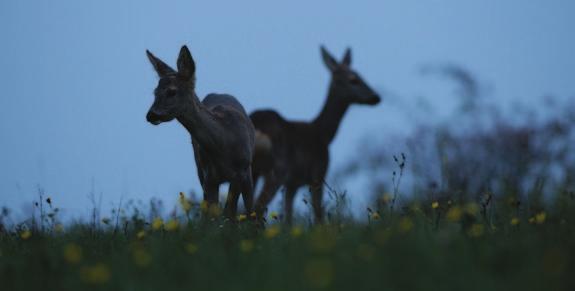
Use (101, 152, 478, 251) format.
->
(146, 50, 175, 77)
(320, 45, 338, 72)
(177, 45, 196, 81)
(342, 48, 352, 67)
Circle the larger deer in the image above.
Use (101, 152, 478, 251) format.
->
(252, 46, 380, 223)
(146, 45, 255, 219)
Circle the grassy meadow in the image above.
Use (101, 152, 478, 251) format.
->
(0, 189, 574, 291)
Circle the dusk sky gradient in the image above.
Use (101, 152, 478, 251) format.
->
(1, 0, 574, 219)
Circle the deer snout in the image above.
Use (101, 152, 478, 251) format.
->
(368, 94, 381, 105)
(146, 110, 162, 125)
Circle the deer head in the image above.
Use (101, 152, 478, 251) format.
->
(321, 46, 381, 105)
(146, 46, 197, 125)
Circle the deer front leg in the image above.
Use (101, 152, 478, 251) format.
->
(203, 180, 219, 206)
(310, 183, 324, 224)
(254, 175, 282, 219)
(224, 181, 241, 220)
(284, 186, 298, 225)
(240, 168, 254, 215)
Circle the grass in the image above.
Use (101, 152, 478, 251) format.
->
(1, 192, 574, 291)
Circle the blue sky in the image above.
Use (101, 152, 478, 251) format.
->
(1, 0, 574, 219)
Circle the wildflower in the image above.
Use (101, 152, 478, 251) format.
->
(446, 206, 462, 222)
(185, 243, 198, 254)
(269, 211, 279, 220)
(63, 243, 83, 264)
(239, 239, 254, 253)
(264, 224, 280, 239)
(431, 201, 439, 209)
(249, 211, 257, 219)
(152, 218, 164, 231)
(305, 259, 334, 289)
(528, 217, 536, 224)
(54, 223, 64, 233)
(20, 230, 32, 240)
(467, 223, 484, 238)
(238, 214, 247, 222)
(101, 217, 110, 225)
(370, 212, 381, 220)
(132, 248, 152, 267)
(200, 200, 209, 212)
(398, 217, 414, 233)
(179, 192, 192, 213)
(381, 193, 392, 203)
(291, 226, 303, 237)
(535, 212, 546, 224)
(510, 217, 520, 226)
(136, 230, 146, 240)
(80, 263, 110, 284)
(165, 219, 179, 232)
(464, 203, 480, 216)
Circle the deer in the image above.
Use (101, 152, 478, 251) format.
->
(146, 45, 255, 220)
(251, 46, 381, 224)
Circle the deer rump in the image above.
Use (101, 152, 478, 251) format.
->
(251, 109, 329, 189)
(193, 93, 255, 185)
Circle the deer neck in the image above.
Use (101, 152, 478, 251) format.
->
(312, 83, 350, 144)
(176, 92, 222, 149)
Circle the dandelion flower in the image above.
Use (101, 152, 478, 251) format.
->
(179, 192, 192, 212)
(264, 224, 280, 239)
(80, 263, 110, 284)
(528, 217, 536, 224)
(165, 219, 179, 232)
(136, 230, 146, 240)
(535, 212, 546, 224)
(510, 217, 520, 226)
(431, 201, 439, 209)
(269, 211, 279, 220)
(291, 226, 303, 237)
(152, 218, 164, 231)
(249, 211, 257, 219)
(239, 239, 254, 253)
(446, 206, 462, 222)
(185, 243, 198, 254)
(238, 214, 247, 222)
(370, 212, 381, 220)
(20, 230, 32, 240)
(467, 223, 484, 238)
(63, 243, 82, 264)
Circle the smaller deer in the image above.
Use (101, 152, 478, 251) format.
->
(146, 45, 255, 219)
(251, 46, 381, 224)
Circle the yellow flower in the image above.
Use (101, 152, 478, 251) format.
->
(528, 217, 536, 224)
(465, 203, 480, 216)
(305, 259, 334, 289)
(200, 200, 209, 212)
(250, 211, 257, 218)
(431, 201, 439, 209)
(238, 214, 247, 222)
(264, 224, 281, 239)
(467, 223, 484, 238)
(269, 211, 279, 220)
(370, 212, 381, 220)
(20, 230, 32, 240)
(535, 212, 546, 224)
(165, 219, 179, 232)
(136, 230, 146, 240)
(179, 192, 192, 213)
(132, 248, 152, 267)
(152, 218, 164, 231)
(398, 217, 414, 233)
(446, 206, 462, 222)
(291, 226, 303, 237)
(510, 217, 520, 226)
(54, 224, 64, 233)
(80, 263, 111, 284)
(239, 239, 254, 253)
(63, 243, 83, 264)
(185, 243, 198, 254)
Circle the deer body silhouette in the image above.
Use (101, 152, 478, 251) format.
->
(251, 46, 381, 223)
(146, 46, 255, 219)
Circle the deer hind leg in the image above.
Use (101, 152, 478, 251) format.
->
(223, 181, 241, 220)
(284, 186, 298, 225)
(310, 183, 324, 224)
(240, 168, 254, 215)
(254, 174, 282, 219)
(203, 180, 219, 205)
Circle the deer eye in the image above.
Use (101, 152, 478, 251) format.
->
(349, 75, 360, 85)
(166, 88, 177, 98)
